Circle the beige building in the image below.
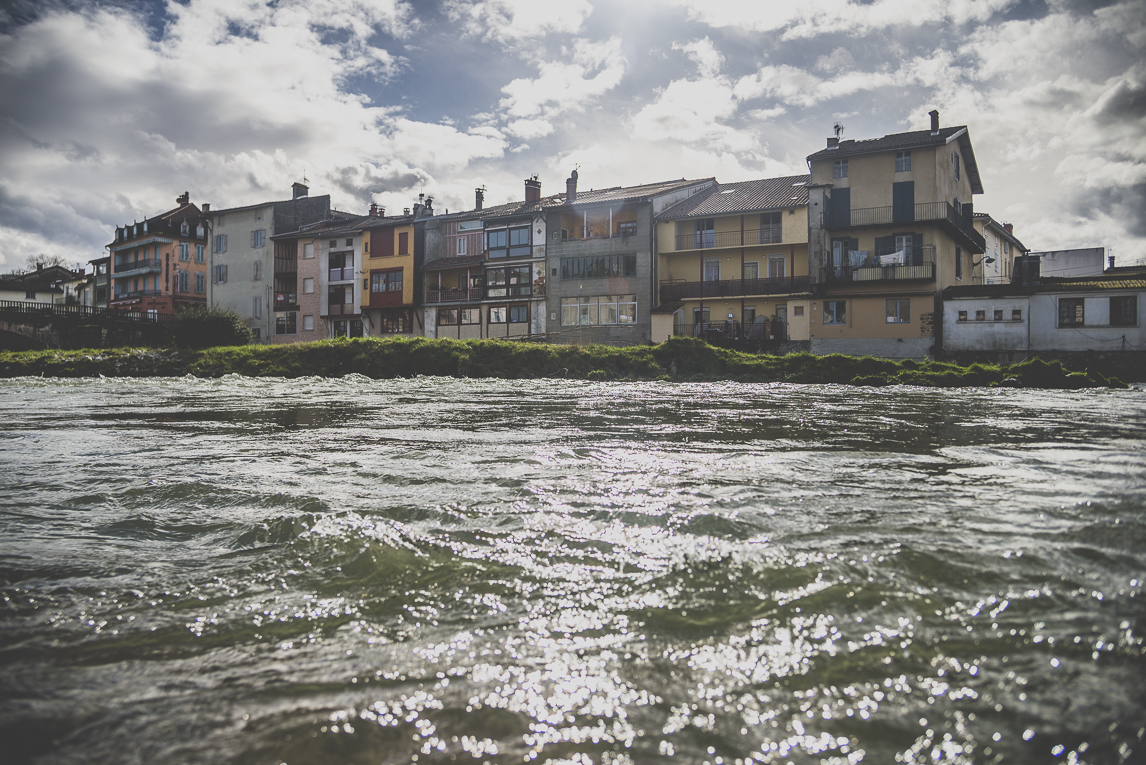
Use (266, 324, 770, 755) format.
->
(653, 175, 812, 344)
(805, 110, 986, 358)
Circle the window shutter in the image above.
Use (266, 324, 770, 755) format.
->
(874, 236, 895, 256)
(914, 233, 924, 265)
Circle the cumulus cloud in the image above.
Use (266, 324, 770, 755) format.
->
(444, 0, 592, 44)
(496, 36, 627, 121)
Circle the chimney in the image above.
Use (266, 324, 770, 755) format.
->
(202, 203, 210, 213)
(369, 202, 378, 217)
(929, 109, 939, 135)
(566, 169, 578, 205)
(292, 182, 309, 199)
(475, 186, 485, 211)
(425, 196, 434, 214)
(827, 136, 838, 149)
(177, 191, 190, 205)
(1003, 223, 1013, 234)
(1109, 254, 1116, 270)
(403, 207, 411, 216)
(525, 175, 541, 203)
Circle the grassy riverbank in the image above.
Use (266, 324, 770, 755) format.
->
(0, 336, 1129, 388)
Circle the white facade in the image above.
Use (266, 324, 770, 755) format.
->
(209, 203, 275, 342)
(1033, 248, 1105, 278)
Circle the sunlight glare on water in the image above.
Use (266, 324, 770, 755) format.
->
(0, 376, 1144, 765)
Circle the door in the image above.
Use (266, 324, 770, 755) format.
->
(775, 305, 787, 340)
(696, 219, 715, 248)
(893, 181, 915, 223)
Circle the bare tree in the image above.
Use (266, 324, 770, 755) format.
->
(24, 253, 77, 272)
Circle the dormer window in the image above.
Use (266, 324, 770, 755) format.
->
(142, 221, 148, 233)
(181, 221, 189, 235)
(132, 224, 137, 236)
(197, 225, 205, 238)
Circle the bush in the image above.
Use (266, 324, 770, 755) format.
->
(172, 306, 252, 349)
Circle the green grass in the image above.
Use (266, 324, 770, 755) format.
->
(0, 336, 1127, 389)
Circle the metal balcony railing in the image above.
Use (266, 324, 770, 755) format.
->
(820, 201, 985, 251)
(818, 245, 937, 283)
(112, 258, 163, 277)
(112, 289, 165, 300)
(325, 303, 357, 316)
(676, 319, 788, 343)
(328, 267, 355, 282)
(659, 275, 809, 302)
(673, 226, 783, 251)
(425, 287, 484, 304)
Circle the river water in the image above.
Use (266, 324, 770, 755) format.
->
(1, 377, 1144, 765)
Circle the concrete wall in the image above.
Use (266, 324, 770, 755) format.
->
(810, 336, 933, 359)
(809, 293, 937, 349)
(943, 297, 1030, 352)
(1031, 290, 1144, 352)
(1034, 248, 1105, 278)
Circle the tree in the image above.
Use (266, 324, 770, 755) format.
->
(24, 253, 77, 272)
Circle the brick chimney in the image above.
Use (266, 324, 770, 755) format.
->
(566, 169, 578, 205)
(525, 175, 541, 203)
(202, 203, 210, 212)
(1003, 223, 1013, 234)
(929, 109, 939, 135)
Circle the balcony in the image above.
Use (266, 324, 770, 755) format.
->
(676, 319, 788, 344)
(95, 274, 109, 286)
(111, 289, 164, 301)
(425, 287, 484, 304)
(325, 303, 357, 316)
(819, 246, 936, 284)
(369, 291, 405, 309)
(820, 201, 985, 251)
(673, 226, 783, 252)
(659, 275, 810, 302)
(274, 257, 298, 274)
(113, 258, 163, 278)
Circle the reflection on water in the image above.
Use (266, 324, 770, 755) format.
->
(1, 377, 1144, 764)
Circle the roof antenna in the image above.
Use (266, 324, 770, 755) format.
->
(833, 122, 845, 139)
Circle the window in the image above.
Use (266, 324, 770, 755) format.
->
(955, 246, 963, 280)
(743, 306, 756, 325)
(486, 265, 531, 298)
(371, 270, 403, 293)
(329, 252, 353, 281)
(1111, 296, 1137, 326)
(1004, 241, 1011, 254)
(1058, 298, 1084, 327)
(457, 237, 467, 256)
(329, 285, 352, 306)
(793, 305, 804, 317)
(438, 308, 459, 325)
(303, 315, 314, 331)
(1012, 309, 1022, 321)
(768, 256, 786, 279)
(251, 230, 266, 248)
(958, 310, 968, 321)
(508, 304, 529, 323)
(329, 240, 337, 248)
(194, 272, 205, 294)
(253, 261, 262, 280)
(191, 244, 203, 263)
(824, 300, 846, 324)
(214, 264, 228, 284)
(994, 309, 1003, 321)
(252, 296, 262, 319)
(181, 222, 189, 235)
(560, 295, 637, 326)
(196, 225, 204, 238)
(275, 311, 296, 335)
(345, 239, 353, 247)
(303, 243, 314, 259)
(833, 159, 848, 178)
(398, 232, 409, 255)
(364, 241, 369, 254)
(303, 277, 314, 294)
(215, 234, 227, 253)
(953, 150, 960, 181)
(488, 305, 507, 323)
(743, 261, 759, 280)
(975, 310, 986, 321)
(561, 254, 636, 279)
(179, 243, 190, 261)
(178, 270, 190, 292)
(704, 259, 720, 282)
(251, 327, 260, 341)
(895, 151, 911, 172)
(25, 290, 36, 300)
(486, 226, 530, 258)
(886, 299, 910, 323)
(617, 220, 637, 236)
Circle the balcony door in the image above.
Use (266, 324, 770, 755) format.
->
(893, 181, 915, 223)
(768, 256, 785, 279)
(829, 188, 850, 228)
(695, 219, 715, 249)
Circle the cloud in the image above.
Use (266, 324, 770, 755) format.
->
(674, 37, 724, 78)
(496, 36, 627, 121)
(444, 0, 592, 44)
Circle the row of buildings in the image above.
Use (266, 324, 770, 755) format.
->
(29, 111, 1143, 360)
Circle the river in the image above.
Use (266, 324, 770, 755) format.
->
(1, 377, 1144, 764)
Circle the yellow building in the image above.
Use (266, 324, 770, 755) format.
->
(361, 207, 418, 335)
(805, 110, 986, 358)
(653, 176, 812, 344)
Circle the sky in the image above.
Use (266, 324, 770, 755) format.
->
(1, 0, 1144, 271)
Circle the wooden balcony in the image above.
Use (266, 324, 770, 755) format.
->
(659, 275, 809, 302)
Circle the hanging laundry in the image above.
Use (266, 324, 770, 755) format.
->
(848, 250, 869, 267)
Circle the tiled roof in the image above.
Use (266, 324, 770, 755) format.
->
(424, 255, 485, 271)
(944, 276, 1146, 299)
(657, 175, 810, 219)
(448, 177, 715, 222)
(808, 126, 983, 194)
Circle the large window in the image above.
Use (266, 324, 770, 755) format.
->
(378, 309, 412, 333)
(177, 271, 189, 292)
(329, 252, 353, 281)
(486, 265, 531, 298)
(833, 159, 848, 179)
(195, 244, 205, 263)
(1058, 298, 1084, 327)
(561, 254, 636, 280)
(371, 269, 403, 293)
(276, 312, 297, 335)
(487, 225, 531, 259)
(560, 295, 637, 326)
(824, 300, 846, 324)
(179, 243, 190, 261)
(1110, 296, 1137, 326)
(194, 272, 205, 294)
(886, 299, 910, 323)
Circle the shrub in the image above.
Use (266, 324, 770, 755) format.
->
(172, 306, 252, 349)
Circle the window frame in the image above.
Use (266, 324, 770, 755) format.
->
(1110, 295, 1137, 327)
(1058, 298, 1085, 327)
(895, 151, 911, 172)
(885, 298, 910, 324)
(823, 300, 846, 325)
(833, 159, 848, 179)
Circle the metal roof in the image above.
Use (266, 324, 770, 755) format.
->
(657, 175, 810, 220)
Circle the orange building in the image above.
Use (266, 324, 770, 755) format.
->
(107, 192, 210, 317)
